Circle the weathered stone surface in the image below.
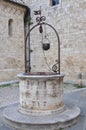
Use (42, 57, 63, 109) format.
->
(3, 74, 81, 129)
(0, 1, 25, 82)
(4, 104, 80, 130)
(23, 0, 86, 83)
(18, 73, 65, 116)
(0, 0, 86, 83)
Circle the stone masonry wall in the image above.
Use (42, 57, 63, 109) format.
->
(24, 0, 86, 83)
(0, 1, 26, 82)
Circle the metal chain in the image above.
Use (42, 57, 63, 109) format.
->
(41, 25, 59, 73)
(41, 25, 52, 72)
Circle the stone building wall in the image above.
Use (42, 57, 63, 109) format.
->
(0, 0, 86, 83)
(24, 0, 86, 83)
(0, 1, 26, 82)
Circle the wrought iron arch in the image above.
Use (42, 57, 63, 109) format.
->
(25, 10, 61, 74)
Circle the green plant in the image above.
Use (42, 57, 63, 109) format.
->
(30, 49, 33, 53)
(0, 82, 19, 88)
(73, 83, 86, 88)
(0, 84, 11, 88)
(58, 128, 63, 130)
(25, 16, 33, 26)
(28, 17, 33, 25)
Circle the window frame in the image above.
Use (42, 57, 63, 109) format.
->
(50, 0, 61, 7)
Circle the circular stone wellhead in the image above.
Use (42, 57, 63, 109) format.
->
(18, 73, 65, 116)
(3, 73, 80, 130)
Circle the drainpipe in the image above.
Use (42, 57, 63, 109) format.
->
(24, 7, 30, 35)
(24, 7, 31, 73)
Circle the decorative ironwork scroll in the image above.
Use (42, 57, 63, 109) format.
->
(25, 8, 61, 74)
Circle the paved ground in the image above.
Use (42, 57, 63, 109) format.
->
(64, 88, 86, 130)
(0, 83, 19, 108)
(0, 83, 86, 130)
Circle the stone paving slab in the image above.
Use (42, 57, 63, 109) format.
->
(0, 84, 19, 108)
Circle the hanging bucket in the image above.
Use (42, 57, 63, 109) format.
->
(42, 43, 50, 50)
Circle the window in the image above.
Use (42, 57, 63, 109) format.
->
(52, 0, 60, 6)
(8, 19, 13, 36)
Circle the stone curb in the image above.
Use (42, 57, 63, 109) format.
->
(0, 80, 19, 86)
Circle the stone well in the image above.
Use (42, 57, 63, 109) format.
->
(3, 8, 80, 130)
(18, 73, 65, 116)
(4, 73, 80, 130)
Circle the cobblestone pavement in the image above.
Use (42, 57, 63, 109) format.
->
(0, 83, 86, 130)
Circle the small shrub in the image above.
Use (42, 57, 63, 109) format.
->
(58, 128, 63, 130)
